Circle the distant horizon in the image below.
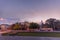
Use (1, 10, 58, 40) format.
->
(0, 17, 60, 24)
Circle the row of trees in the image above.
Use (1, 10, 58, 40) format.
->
(44, 18, 60, 30)
(9, 18, 60, 31)
(10, 22, 40, 30)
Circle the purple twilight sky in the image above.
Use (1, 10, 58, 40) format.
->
(0, 0, 60, 23)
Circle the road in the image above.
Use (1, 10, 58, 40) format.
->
(0, 30, 11, 34)
(1, 30, 60, 34)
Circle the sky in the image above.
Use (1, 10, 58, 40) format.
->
(0, 0, 60, 24)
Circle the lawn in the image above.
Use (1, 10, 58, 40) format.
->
(2, 32, 60, 37)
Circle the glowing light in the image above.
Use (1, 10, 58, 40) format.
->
(0, 18, 4, 21)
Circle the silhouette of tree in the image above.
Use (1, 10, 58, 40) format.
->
(45, 18, 60, 30)
(29, 22, 40, 29)
(11, 22, 21, 30)
(45, 18, 56, 30)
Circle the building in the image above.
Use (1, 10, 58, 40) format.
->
(40, 28, 53, 32)
(40, 24, 53, 31)
(20, 22, 30, 30)
(0, 24, 10, 31)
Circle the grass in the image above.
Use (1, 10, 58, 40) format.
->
(2, 32, 60, 37)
